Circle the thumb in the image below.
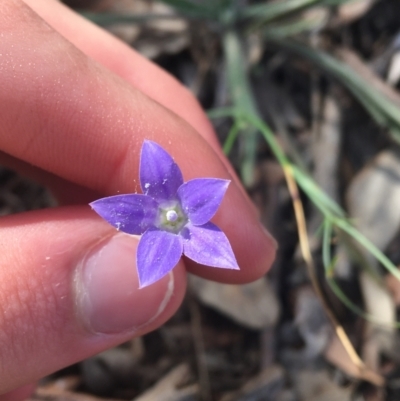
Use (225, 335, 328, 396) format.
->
(0, 207, 186, 393)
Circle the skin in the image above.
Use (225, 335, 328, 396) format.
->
(0, 0, 276, 397)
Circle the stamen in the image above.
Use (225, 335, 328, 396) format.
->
(166, 210, 178, 222)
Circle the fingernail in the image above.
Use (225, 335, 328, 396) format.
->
(74, 234, 173, 334)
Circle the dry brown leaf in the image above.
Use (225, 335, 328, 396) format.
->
(324, 333, 361, 378)
(189, 275, 280, 330)
(293, 370, 352, 401)
(219, 366, 285, 401)
(337, 48, 400, 107)
(336, 0, 376, 24)
(133, 364, 197, 401)
(385, 271, 400, 306)
(347, 151, 400, 252)
(387, 52, 400, 86)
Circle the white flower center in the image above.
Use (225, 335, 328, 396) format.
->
(156, 202, 188, 234)
(166, 210, 178, 222)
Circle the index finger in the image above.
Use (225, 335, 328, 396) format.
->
(25, 0, 258, 213)
(0, 0, 276, 283)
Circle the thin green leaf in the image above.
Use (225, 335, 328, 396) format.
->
(81, 11, 180, 26)
(222, 30, 260, 187)
(335, 219, 400, 282)
(223, 119, 243, 155)
(243, 0, 319, 22)
(239, 109, 400, 282)
(207, 107, 238, 120)
(322, 219, 334, 275)
(159, 0, 217, 19)
(264, 35, 400, 143)
(322, 220, 400, 328)
(160, 0, 234, 20)
(242, 0, 351, 22)
(263, 15, 328, 37)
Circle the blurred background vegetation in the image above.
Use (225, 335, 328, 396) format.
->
(18, 0, 400, 400)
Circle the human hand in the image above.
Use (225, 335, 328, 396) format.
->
(0, 0, 276, 396)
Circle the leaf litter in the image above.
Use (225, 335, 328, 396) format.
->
(1, 0, 399, 400)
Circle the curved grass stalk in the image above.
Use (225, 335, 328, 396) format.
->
(242, 0, 351, 22)
(209, 106, 388, 385)
(264, 34, 400, 144)
(322, 220, 400, 329)
(211, 105, 400, 285)
(222, 30, 262, 187)
(81, 12, 182, 26)
(223, 119, 244, 155)
(209, 106, 400, 319)
(281, 157, 384, 386)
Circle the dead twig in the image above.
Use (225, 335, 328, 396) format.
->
(282, 163, 385, 387)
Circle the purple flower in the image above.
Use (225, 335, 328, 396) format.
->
(90, 140, 239, 288)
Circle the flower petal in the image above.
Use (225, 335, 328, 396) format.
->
(181, 222, 239, 269)
(137, 228, 183, 288)
(177, 178, 230, 225)
(90, 194, 158, 235)
(140, 140, 183, 201)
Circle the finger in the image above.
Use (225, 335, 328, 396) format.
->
(0, 384, 36, 401)
(0, 207, 186, 393)
(23, 0, 219, 148)
(23, 0, 258, 214)
(0, 0, 276, 283)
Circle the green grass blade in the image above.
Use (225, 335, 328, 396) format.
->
(239, 110, 400, 281)
(264, 35, 400, 143)
(223, 119, 242, 155)
(222, 30, 260, 186)
(209, 24, 400, 321)
(159, 0, 217, 18)
(335, 219, 400, 282)
(292, 166, 345, 217)
(242, 0, 351, 22)
(222, 31, 258, 116)
(242, 111, 346, 216)
(322, 220, 400, 328)
(81, 11, 180, 26)
(326, 278, 400, 326)
(207, 107, 238, 120)
(322, 219, 334, 275)
(243, 0, 319, 21)
(262, 15, 328, 37)
(160, 0, 235, 20)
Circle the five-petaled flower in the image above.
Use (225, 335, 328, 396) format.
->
(90, 140, 239, 288)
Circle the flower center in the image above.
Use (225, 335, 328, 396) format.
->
(157, 202, 187, 234)
(166, 210, 178, 222)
